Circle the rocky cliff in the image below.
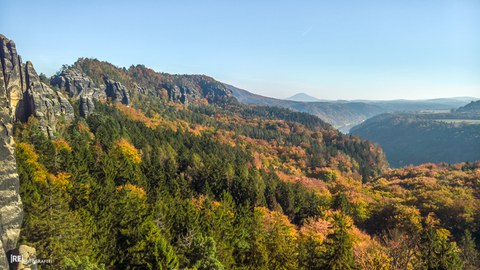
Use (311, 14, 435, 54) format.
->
(0, 34, 25, 270)
(0, 35, 75, 137)
(51, 67, 131, 117)
(104, 78, 131, 105)
(1, 34, 76, 269)
(50, 68, 104, 117)
(23, 61, 75, 137)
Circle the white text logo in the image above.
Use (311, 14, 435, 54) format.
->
(10, 254, 22, 263)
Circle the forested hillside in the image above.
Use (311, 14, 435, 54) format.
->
(350, 112, 480, 167)
(5, 56, 480, 269)
(457, 100, 480, 113)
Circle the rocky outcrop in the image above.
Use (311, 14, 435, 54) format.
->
(125, 63, 233, 105)
(1, 34, 75, 269)
(24, 62, 75, 137)
(50, 68, 99, 98)
(0, 35, 75, 136)
(50, 68, 104, 117)
(51, 68, 131, 117)
(51, 59, 233, 111)
(0, 34, 24, 270)
(79, 95, 95, 118)
(104, 78, 130, 105)
(197, 77, 232, 103)
(0, 35, 25, 118)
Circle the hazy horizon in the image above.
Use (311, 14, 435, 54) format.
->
(272, 91, 478, 102)
(2, 0, 479, 100)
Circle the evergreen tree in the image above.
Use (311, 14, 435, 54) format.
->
(186, 235, 224, 270)
(419, 214, 463, 270)
(323, 212, 358, 270)
(460, 230, 479, 270)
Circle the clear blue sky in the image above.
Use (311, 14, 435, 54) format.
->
(1, 0, 479, 100)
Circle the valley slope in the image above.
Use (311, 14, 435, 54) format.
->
(350, 104, 480, 167)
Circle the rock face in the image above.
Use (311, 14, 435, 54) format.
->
(79, 95, 95, 118)
(104, 78, 130, 105)
(49, 68, 99, 98)
(51, 68, 131, 117)
(0, 36, 24, 117)
(50, 59, 234, 114)
(50, 68, 104, 117)
(0, 34, 25, 270)
(24, 62, 75, 137)
(0, 35, 75, 137)
(1, 34, 74, 269)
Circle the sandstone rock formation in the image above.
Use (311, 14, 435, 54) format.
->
(1, 34, 75, 269)
(24, 62, 75, 137)
(0, 34, 25, 270)
(104, 78, 130, 105)
(50, 68, 104, 117)
(51, 68, 131, 117)
(49, 68, 98, 98)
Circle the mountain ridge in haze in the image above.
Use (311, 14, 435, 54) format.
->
(227, 84, 477, 133)
(286, 93, 322, 102)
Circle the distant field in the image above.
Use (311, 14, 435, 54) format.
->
(435, 119, 480, 125)
(418, 109, 452, 114)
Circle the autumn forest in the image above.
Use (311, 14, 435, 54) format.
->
(7, 58, 478, 270)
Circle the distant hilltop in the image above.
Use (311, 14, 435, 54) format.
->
(286, 93, 322, 102)
(457, 100, 480, 113)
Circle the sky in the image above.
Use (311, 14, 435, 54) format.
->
(1, 0, 479, 100)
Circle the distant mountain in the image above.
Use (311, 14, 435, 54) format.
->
(457, 100, 480, 113)
(227, 84, 476, 133)
(226, 84, 383, 132)
(350, 111, 480, 167)
(286, 93, 321, 102)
